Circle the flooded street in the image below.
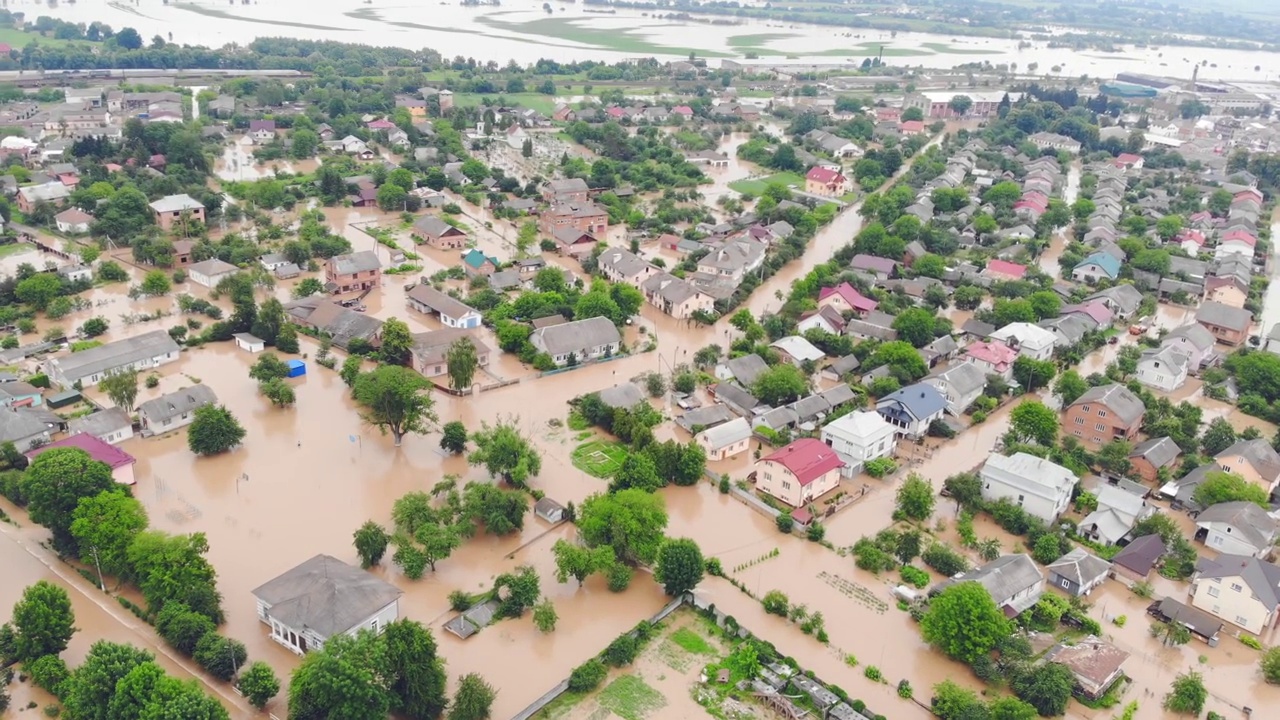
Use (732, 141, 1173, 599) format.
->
(1256, 206, 1280, 336)
(1038, 161, 1080, 276)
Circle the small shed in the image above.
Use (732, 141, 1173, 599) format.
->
(534, 497, 566, 524)
(285, 360, 306, 378)
(47, 389, 82, 408)
(234, 333, 265, 353)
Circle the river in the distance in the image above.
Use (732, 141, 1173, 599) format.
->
(22, 0, 1280, 80)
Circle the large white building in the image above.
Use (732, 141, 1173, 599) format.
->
(979, 452, 1077, 523)
(820, 411, 895, 477)
(46, 330, 181, 387)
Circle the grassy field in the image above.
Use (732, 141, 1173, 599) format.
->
(0, 27, 89, 49)
(451, 92, 558, 115)
(728, 171, 807, 196)
(595, 676, 665, 720)
(571, 439, 627, 478)
(478, 14, 732, 58)
(175, 3, 353, 32)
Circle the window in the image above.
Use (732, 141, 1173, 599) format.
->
(1096, 423, 1105, 431)
(1207, 586, 1220, 598)
(1097, 409, 1107, 418)
(1231, 583, 1244, 592)
(1081, 405, 1090, 412)
(371, 619, 379, 634)
(1237, 616, 1250, 626)
(1074, 417, 1085, 425)
(782, 481, 791, 490)
(1060, 578, 1070, 589)
(1073, 430, 1082, 437)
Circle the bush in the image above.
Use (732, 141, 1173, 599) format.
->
(864, 665, 882, 682)
(156, 602, 216, 655)
(897, 679, 912, 698)
(704, 557, 724, 576)
(448, 590, 473, 611)
(921, 543, 968, 576)
(864, 457, 897, 478)
(899, 565, 930, 588)
(567, 658, 607, 692)
(806, 522, 825, 542)
(193, 632, 247, 681)
(603, 634, 640, 667)
(1240, 634, 1263, 650)
(27, 655, 69, 698)
(763, 590, 789, 616)
(776, 512, 794, 534)
(606, 562, 632, 592)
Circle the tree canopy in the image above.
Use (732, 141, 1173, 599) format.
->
(578, 489, 669, 566)
(921, 581, 1012, 664)
(353, 366, 438, 446)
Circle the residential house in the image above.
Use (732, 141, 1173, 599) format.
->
(983, 259, 1028, 282)
(598, 248, 656, 287)
(248, 120, 277, 141)
(1047, 548, 1112, 597)
(408, 329, 492, 379)
(1129, 437, 1182, 484)
(46, 330, 180, 387)
(259, 253, 291, 273)
(406, 285, 481, 329)
(820, 411, 896, 477)
(1161, 324, 1217, 372)
(754, 438, 844, 508)
(923, 362, 987, 416)
(26, 433, 136, 486)
(1072, 252, 1122, 283)
(697, 239, 766, 284)
(710, 383, 760, 417)
(67, 407, 134, 445)
(596, 383, 645, 411)
(550, 228, 596, 257)
(1064, 384, 1145, 446)
(0, 409, 52, 450)
(979, 452, 1076, 522)
(57, 265, 92, 284)
(54, 207, 92, 234)
(1195, 501, 1279, 558)
(1190, 554, 1280, 634)
(849, 254, 898, 280)
(284, 298, 383, 349)
(1085, 285, 1143, 321)
(325, 251, 382, 295)
(695, 417, 752, 461)
(1204, 276, 1249, 309)
(137, 384, 217, 435)
(188, 259, 239, 289)
(804, 166, 848, 197)
(411, 216, 467, 249)
(798, 306, 847, 335)
(818, 282, 878, 315)
(541, 178, 590, 204)
(935, 554, 1044, 617)
(16, 183, 71, 213)
(529, 316, 621, 366)
(171, 240, 195, 268)
(845, 310, 898, 342)
(461, 249, 499, 278)
(1045, 637, 1129, 700)
(990, 322, 1056, 361)
(1080, 485, 1153, 546)
(541, 202, 608, 236)
(1195, 301, 1252, 346)
(963, 339, 1018, 380)
(1029, 132, 1082, 153)
(715, 354, 769, 387)
(875, 383, 946, 438)
(1215, 439, 1280, 495)
(1135, 346, 1191, 393)
(770, 336, 825, 366)
(641, 273, 714, 319)
(253, 554, 401, 655)
(148, 194, 205, 231)
(1110, 534, 1166, 586)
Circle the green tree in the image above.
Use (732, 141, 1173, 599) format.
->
(1199, 417, 1238, 456)
(251, 297, 287, 345)
(655, 538, 704, 596)
(382, 619, 449, 720)
(1052, 370, 1087, 405)
(494, 565, 541, 618)
(870, 340, 928, 381)
(276, 324, 300, 353)
(1012, 356, 1055, 392)
(1032, 534, 1063, 565)
(532, 599, 558, 633)
(98, 369, 139, 412)
(1163, 671, 1207, 715)
(467, 420, 542, 486)
(1008, 400, 1058, 446)
(921, 581, 1012, 664)
(987, 696, 1038, 720)
(155, 602, 214, 655)
(515, 221, 538, 257)
(61, 640, 153, 720)
(1192, 471, 1269, 508)
(106, 661, 166, 720)
(10, 580, 75, 663)
(449, 673, 497, 720)
(609, 452, 663, 493)
(751, 363, 809, 406)
(141, 270, 172, 296)
(894, 473, 936, 522)
(127, 530, 223, 623)
(260, 378, 297, 408)
(340, 355, 363, 387)
(1010, 662, 1074, 717)
(289, 632, 390, 720)
(194, 632, 247, 681)
(237, 661, 281, 710)
(81, 316, 110, 337)
(578, 489, 668, 565)
(460, 482, 527, 535)
(187, 405, 247, 456)
(1261, 645, 1280, 684)
(353, 366, 438, 446)
(353, 520, 391, 568)
(16, 273, 62, 309)
(379, 317, 414, 366)
(22, 447, 116, 552)
(445, 337, 478, 392)
(249, 352, 291, 382)
(70, 490, 148, 585)
(440, 421, 468, 454)
(892, 307, 937, 348)
(552, 539, 616, 586)
(294, 277, 324, 298)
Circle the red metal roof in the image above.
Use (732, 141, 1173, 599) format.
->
(984, 259, 1027, 279)
(27, 433, 136, 471)
(819, 282, 878, 313)
(806, 166, 845, 184)
(760, 438, 843, 486)
(965, 340, 1018, 368)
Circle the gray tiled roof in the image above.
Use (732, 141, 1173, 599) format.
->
(1196, 300, 1252, 332)
(252, 554, 402, 637)
(48, 330, 179, 385)
(329, 250, 381, 275)
(1072, 384, 1144, 425)
(1195, 501, 1278, 551)
(1129, 437, 1180, 468)
(597, 382, 645, 410)
(138, 384, 217, 423)
(1194, 554, 1280, 611)
(1047, 547, 1111, 586)
(530, 316, 620, 357)
(1216, 439, 1280, 482)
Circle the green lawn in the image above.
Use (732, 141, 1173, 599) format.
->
(451, 92, 558, 116)
(596, 676, 666, 720)
(0, 27, 90, 49)
(0, 242, 33, 259)
(571, 439, 628, 478)
(668, 627, 716, 655)
(728, 171, 807, 196)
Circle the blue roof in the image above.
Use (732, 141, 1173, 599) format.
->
(1074, 252, 1121, 279)
(286, 359, 305, 369)
(462, 248, 497, 269)
(878, 383, 945, 420)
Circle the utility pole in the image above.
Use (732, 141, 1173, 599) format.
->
(90, 545, 105, 592)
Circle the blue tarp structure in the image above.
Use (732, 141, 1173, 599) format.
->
(285, 359, 306, 378)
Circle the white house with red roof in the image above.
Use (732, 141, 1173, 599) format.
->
(27, 432, 137, 486)
(982, 259, 1028, 282)
(672, 105, 694, 119)
(817, 282, 877, 315)
(1216, 229, 1257, 260)
(805, 166, 848, 197)
(754, 438, 844, 508)
(963, 339, 1019, 380)
(1113, 153, 1144, 170)
(366, 119, 396, 131)
(1234, 188, 1263, 205)
(1014, 190, 1049, 220)
(1176, 229, 1206, 255)
(900, 120, 925, 136)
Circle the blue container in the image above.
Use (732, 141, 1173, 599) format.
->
(285, 360, 306, 378)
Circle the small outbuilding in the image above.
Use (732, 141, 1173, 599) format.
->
(534, 497, 567, 524)
(285, 360, 306, 378)
(234, 333, 265, 353)
(47, 389, 82, 409)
